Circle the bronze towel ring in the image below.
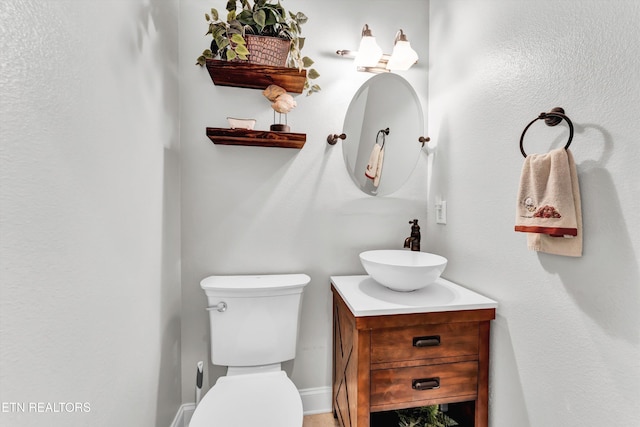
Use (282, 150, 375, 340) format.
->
(519, 107, 574, 158)
(376, 127, 390, 149)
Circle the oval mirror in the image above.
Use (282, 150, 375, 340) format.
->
(342, 73, 424, 196)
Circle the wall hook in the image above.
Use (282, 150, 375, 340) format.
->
(418, 136, 430, 147)
(327, 133, 347, 145)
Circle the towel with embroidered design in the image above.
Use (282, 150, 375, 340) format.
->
(514, 147, 582, 257)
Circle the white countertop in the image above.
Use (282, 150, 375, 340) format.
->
(331, 275, 498, 317)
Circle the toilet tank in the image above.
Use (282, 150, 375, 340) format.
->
(200, 274, 310, 367)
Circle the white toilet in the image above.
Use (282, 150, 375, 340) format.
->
(190, 273, 311, 427)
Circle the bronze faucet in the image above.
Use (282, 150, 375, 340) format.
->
(404, 219, 421, 251)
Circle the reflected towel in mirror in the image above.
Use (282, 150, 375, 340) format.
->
(365, 144, 384, 187)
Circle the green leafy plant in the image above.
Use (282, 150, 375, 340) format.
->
(196, 0, 320, 96)
(197, 6, 249, 62)
(396, 406, 458, 427)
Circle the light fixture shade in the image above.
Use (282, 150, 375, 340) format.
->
(354, 36, 383, 67)
(386, 40, 419, 71)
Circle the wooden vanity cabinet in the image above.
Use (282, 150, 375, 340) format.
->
(332, 285, 495, 427)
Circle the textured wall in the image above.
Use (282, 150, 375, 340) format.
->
(6, 1, 634, 425)
(0, 1, 181, 426)
(179, 0, 430, 401)
(428, 1, 640, 425)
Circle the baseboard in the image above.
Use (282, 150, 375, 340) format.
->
(300, 386, 333, 415)
(300, 387, 332, 415)
(170, 386, 332, 426)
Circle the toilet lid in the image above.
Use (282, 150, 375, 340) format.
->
(189, 371, 303, 427)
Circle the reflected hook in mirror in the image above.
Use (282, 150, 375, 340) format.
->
(327, 133, 347, 145)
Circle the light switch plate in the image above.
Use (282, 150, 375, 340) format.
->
(436, 200, 447, 224)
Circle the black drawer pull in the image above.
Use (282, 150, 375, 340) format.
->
(413, 335, 441, 347)
(412, 378, 440, 391)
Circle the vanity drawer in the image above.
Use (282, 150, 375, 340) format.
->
(370, 361, 478, 407)
(371, 322, 479, 363)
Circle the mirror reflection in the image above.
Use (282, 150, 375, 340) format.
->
(342, 73, 424, 196)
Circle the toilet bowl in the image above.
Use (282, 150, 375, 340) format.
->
(189, 370, 302, 427)
(190, 274, 310, 427)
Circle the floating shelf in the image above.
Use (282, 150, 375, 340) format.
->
(206, 127, 307, 149)
(206, 59, 306, 94)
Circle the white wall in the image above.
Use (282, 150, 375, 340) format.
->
(428, 1, 640, 425)
(5, 1, 636, 425)
(179, 0, 430, 400)
(0, 1, 181, 426)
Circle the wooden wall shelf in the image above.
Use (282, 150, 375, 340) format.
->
(206, 127, 307, 149)
(206, 59, 306, 94)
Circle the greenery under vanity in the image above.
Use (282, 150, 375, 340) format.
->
(331, 276, 497, 427)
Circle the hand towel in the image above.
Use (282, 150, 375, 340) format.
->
(515, 148, 582, 257)
(365, 143, 381, 180)
(373, 146, 384, 188)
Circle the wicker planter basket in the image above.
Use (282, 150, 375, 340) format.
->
(245, 35, 291, 67)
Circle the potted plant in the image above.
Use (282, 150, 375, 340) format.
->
(396, 406, 458, 427)
(196, 0, 320, 96)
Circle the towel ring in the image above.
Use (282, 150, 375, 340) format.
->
(376, 127, 389, 149)
(519, 107, 574, 158)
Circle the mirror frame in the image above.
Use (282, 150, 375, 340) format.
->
(341, 73, 424, 196)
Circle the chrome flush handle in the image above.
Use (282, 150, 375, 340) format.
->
(206, 302, 227, 312)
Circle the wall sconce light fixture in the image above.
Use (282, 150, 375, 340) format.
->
(354, 24, 384, 68)
(337, 24, 419, 73)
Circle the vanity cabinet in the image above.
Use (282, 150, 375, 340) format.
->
(331, 276, 497, 427)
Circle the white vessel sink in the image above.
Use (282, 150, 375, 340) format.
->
(359, 250, 448, 292)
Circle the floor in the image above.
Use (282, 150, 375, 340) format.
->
(303, 412, 340, 427)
